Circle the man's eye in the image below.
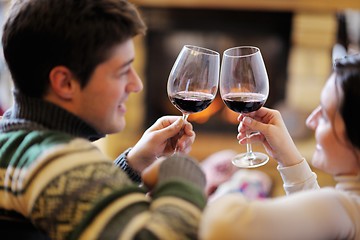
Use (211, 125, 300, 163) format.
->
(117, 69, 130, 78)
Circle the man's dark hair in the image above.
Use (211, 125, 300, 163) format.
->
(2, 0, 146, 97)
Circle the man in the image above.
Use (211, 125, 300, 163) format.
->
(0, 0, 206, 239)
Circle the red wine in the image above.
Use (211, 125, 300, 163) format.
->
(170, 91, 214, 113)
(222, 92, 266, 113)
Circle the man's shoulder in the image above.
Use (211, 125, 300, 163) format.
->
(1, 129, 76, 150)
(0, 130, 94, 168)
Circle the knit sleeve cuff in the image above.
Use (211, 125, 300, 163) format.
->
(277, 158, 314, 185)
(114, 148, 142, 183)
(158, 154, 206, 190)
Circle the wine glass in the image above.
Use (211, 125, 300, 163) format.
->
(220, 46, 269, 168)
(167, 45, 220, 150)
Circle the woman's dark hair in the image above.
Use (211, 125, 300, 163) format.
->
(2, 0, 146, 98)
(334, 54, 360, 148)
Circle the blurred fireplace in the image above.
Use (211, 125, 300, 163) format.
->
(141, 7, 293, 132)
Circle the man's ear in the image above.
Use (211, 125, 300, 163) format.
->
(49, 66, 77, 100)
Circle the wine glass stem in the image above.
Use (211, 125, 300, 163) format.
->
(174, 113, 189, 153)
(246, 131, 256, 160)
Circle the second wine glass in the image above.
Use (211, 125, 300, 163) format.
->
(167, 45, 220, 150)
(220, 46, 269, 168)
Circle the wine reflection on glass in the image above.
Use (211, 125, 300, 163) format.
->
(220, 46, 269, 168)
(167, 45, 220, 151)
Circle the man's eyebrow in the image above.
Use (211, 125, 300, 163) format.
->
(120, 59, 134, 69)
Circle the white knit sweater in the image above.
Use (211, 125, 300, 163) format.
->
(200, 159, 360, 240)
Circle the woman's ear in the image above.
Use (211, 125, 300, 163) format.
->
(49, 66, 77, 100)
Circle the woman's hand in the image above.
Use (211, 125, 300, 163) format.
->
(126, 116, 195, 173)
(237, 107, 303, 167)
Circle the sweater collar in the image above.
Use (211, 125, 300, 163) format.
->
(0, 91, 104, 141)
(335, 174, 360, 195)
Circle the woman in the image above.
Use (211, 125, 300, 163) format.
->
(199, 54, 360, 240)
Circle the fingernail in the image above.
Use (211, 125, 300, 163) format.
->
(244, 117, 252, 125)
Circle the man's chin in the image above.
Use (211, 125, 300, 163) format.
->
(115, 120, 126, 132)
(105, 120, 126, 135)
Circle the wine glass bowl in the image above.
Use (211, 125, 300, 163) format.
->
(167, 45, 220, 119)
(220, 46, 269, 168)
(167, 45, 220, 151)
(169, 91, 215, 118)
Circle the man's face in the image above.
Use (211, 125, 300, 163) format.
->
(75, 39, 143, 134)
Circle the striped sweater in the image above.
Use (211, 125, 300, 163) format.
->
(0, 93, 206, 239)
